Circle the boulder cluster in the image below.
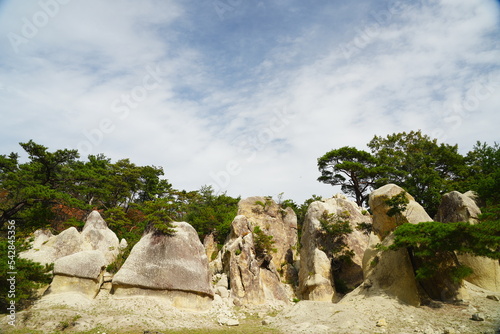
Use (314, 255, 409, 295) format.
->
(21, 185, 500, 311)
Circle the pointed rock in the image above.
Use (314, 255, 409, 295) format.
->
(112, 222, 213, 309)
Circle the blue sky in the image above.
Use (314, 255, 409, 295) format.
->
(0, 0, 499, 203)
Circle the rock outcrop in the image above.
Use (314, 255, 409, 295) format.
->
(81, 211, 120, 264)
(436, 191, 500, 292)
(220, 215, 291, 305)
(48, 250, 106, 298)
(214, 196, 298, 306)
(20, 211, 120, 266)
(236, 196, 298, 272)
(112, 221, 214, 310)
(362, 184, 426, 306)
(370, 184, 433, 240)
(298, 194, 370, 301)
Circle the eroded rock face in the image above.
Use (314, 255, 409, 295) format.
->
(298, 195, 371, 301)
(221, 214, 291, 305)
(436, 191, 500, 292)
(20, 211, 120, 266)
(237, 196, 298, 271)
(362, 184, 429, 306)
(364, 184, 471, 304)
(48, 250, 106, 299)
(21, 227, 88, 265)
(81, 211, 120, 264)
(112, 222, 213, 309)
(362, 233, 421, 306)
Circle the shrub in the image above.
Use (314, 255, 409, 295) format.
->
(253, 226, 276, 258)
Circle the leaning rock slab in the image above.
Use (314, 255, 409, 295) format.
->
(112, 222, 213, 310)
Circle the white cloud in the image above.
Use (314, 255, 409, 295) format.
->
(0, 0, 498, 203)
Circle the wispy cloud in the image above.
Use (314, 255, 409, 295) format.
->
(0, 0, 498, 202)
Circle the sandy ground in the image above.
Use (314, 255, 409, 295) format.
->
(2, 282, 499, 334)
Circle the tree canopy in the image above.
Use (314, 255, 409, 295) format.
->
(317, 131, 496, 216)
(317, 146, 381, 207)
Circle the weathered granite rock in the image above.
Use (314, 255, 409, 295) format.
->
(298, 194, 370, 301)
(436, 191, 500, 292)
(48, 250, 106, 298)
(362, 232, 421, 306)
(365, 184, 469, 303)
(362, 184, 428, 306)
(20, 227, 89, 265)
(112, 222, 213, 309)
(20, 211, 120, 266)
(369, 184, 432, 240)
(236, 196, 298, 272)
(221, 215, 290, 305)
(204, 232, 219, 263)
(435, 191, 481, 224)
(81, 211, 120, 265)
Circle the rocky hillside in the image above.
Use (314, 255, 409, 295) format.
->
(2, 187, 500, 334)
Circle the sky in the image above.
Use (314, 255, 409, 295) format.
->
(0, 0, 499, 203)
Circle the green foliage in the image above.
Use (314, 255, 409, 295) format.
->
(390, 219, 500, 281)
(0, 238, 53, 313)
(368, 130, 465, 216)
(317, 147, 382, 207)
(142, 199, 176, 236)
(355, 221, 373, 235)
(464, 141, 500, 205)
(318, 211, 354, 267)
(184, 185, 239, 244)
(384, 190, 410, 228)
(253, 226, 276, 258)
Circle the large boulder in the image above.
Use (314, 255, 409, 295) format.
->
(298, 194, 370, 301)
(361, 232, 421, 306)
(369, 184, 432, 239)
(362, 184, 430, 306)
(436, 191, 500, 292)
(365, 184, 470, 303)
(20, 211, 120, 266)
(435, 191, 481, 224)
(47, 250, 106, 299)
(112, 222, 213, 310)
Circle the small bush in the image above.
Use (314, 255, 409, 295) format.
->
(253, 226, 276, 258)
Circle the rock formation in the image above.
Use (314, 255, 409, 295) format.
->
(236, 196, 298, 272)
(436, 191, 500, 292)
(363, 184, 472, 304)
(298, 194, 370, 301)
(369, 184, 433, 240)
(112, 221, 214, 310)
(81, 210, 120, 264)
(48, 250, 106, 299)
(215, 196, 298, 305)
(361, 184, 426, 306)
(20, 210, 120, 266)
